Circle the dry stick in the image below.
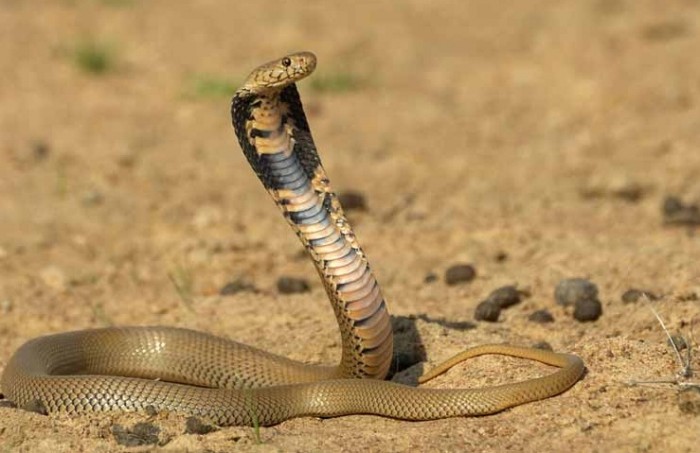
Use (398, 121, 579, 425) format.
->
(627, 296, 698, 388)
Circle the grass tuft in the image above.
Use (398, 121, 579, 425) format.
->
(71, 39, 116, 75)
(186, 74, 238, 99)
(168, 264, 195, 311)
(309, 72, 364, 93)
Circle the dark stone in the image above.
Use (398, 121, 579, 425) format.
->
(474, 300, 500, 322)
(555, 278, 599, 307)
(574, 298, 603, 322)
(662, 195, 700, 226)
(184, 416, 218, 435)
(220, 278, 256, 295)
(337, 191, 368, 211)
(445, 264, 477, 285)
(662, 196, 685, 216)
(621, 288, 659, 304)
(277, 276, 310, 294)
(486, 285, 522, 308)
(494, 251, 509, 262)
(112, 422, 161, 447)
(529, 309, 555, 324)
(423, 272, 438, 284)
(31, 141, 50, 161)
(532, 341, 553, 351)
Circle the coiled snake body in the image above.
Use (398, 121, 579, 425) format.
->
(0, 52, 584, 426)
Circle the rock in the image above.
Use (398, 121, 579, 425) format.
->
(184, 417, 218, 435)
(423, 272, 438, 284)
(621, 288, 659, 304)
(112, 422, 161, 447)
(555, 278, 598, 307)
(529, 309, 554, 324)
(574, 298, 603, 322)
(219, 278, 256, 295)
(662, 195, 700, 226)
(486, 285, 522, 308)
(532, 341, 553, 351)
(474, 300, 500, 322)
(445, 264, 476, 285)
(277, 276, 310, 294)
(337, 191, 368, 211)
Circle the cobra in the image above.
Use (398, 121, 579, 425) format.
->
(0, 52, 584, 426)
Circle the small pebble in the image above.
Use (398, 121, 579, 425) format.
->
(662, 196, 685, 216)
(112, 422, 161, 447)
(219, 279, 256, 295)
(678, 291, 699, 301)
(532, 341, 553, 351)
(337, 191, 368, 211)
(445, 264, 477, 285)
(494, 251, 508, 262)
(555, 278, 599, 307)
(31, 141, 50, 161)
(573, 298, 603, 322)
(529, 309, 555, 324)
(621, 288, 659, 304)
(474, 300, 500, 322)
(277, 276, 310, 294)
(184, 416, 218, 435)
(678, 386, 700, 415)
(423, 272, 438, 284)
(662, 195, 700, 226)
(486, 285, 522, 309)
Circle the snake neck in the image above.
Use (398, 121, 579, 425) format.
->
(232, 85, 393, 380)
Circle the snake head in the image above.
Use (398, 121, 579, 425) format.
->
(240, 51, 317, 94)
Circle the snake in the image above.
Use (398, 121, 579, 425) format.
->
(0, 52, 584, 427)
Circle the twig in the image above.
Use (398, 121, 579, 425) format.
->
(626, 297, 698, 387)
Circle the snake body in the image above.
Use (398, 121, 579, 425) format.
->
(0, 52, 584, 426)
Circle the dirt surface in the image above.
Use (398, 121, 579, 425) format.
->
(1, 1, 699, 451)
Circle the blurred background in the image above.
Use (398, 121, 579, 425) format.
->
(1, 1, 699, 451)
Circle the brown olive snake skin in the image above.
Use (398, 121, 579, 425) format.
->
(0, 52, 584, 426)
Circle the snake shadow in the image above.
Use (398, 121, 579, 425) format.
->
(389, 314, 476, 385)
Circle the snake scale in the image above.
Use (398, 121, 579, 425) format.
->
(0, 52, 584, 426)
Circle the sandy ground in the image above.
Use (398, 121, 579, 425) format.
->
(1, 0, 700, 451)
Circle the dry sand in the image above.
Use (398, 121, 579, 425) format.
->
(1, 1, 699, 451)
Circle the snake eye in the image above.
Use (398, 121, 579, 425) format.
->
(281, 57, 292, 67)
